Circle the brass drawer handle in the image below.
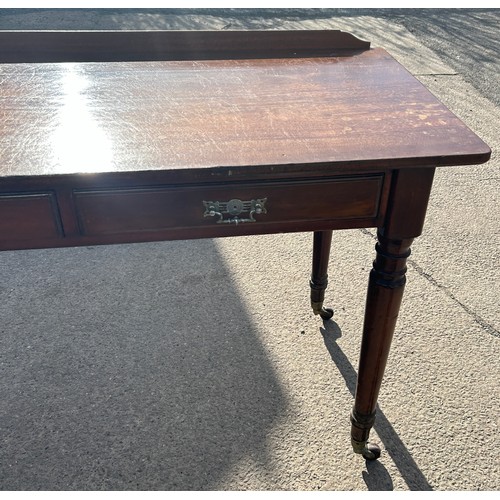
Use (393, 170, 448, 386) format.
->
(203, 198, 267, 224)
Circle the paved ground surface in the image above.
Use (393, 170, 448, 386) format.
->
(0, 8, 498, 491)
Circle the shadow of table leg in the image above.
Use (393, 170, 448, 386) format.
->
(362, 460, 394, 491)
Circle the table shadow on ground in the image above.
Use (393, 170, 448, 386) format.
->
(320, 321, 433, 491)
(0, 239, 287, 490)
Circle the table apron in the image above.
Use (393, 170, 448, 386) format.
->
(0, 173, 387, 251)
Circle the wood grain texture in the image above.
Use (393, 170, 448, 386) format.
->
(0, 49, 490, 180)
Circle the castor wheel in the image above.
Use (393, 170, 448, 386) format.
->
(318, 307, 334, 320)
(312, 301, 334, 320)
(361, 442, 381, 460)
(352, 440, 381, 460)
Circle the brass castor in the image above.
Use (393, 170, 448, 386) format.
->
(312, 302, 334, 320)
(352, 440, 382, 460)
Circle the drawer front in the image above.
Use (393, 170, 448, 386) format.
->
(0, 192, 63, 241)
(74, 175, 383, 236)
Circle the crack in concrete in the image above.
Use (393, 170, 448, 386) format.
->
(359, 228, 500, 339)
(414, 73, 458, 76)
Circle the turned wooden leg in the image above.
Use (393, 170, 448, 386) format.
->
(310, 230, 334, 320)
(350, 232, 413, 460)
(345, 168, 435, 460)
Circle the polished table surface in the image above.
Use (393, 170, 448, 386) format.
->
(0, 30, 491, 460)
(0, 50, 489, 177)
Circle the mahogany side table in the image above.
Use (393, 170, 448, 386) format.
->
(0, 30, 491, 460)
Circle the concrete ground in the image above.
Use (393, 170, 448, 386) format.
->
(0, 8, 498, 491)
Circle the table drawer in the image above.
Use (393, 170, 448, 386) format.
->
(0, 192, 62, 241)
(74, 175, 383, 236)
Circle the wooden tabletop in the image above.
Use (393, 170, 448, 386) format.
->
(0, 47, 490, 178)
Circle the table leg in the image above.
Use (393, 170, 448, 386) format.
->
(350, 232, 413, 459)
(349, 167, 435, 460)
(310, 230, 334, 320)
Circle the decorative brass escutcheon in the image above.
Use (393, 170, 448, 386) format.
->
(203, 198, 267, 224)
